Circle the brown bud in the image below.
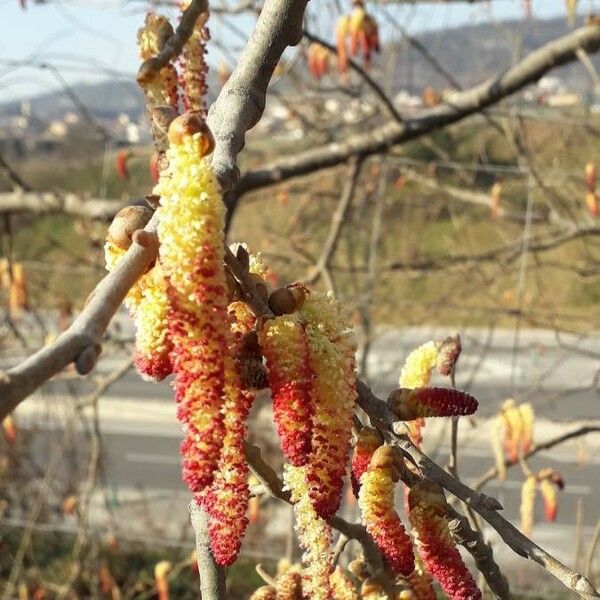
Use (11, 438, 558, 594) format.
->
(370, 445, 404, 481)
(167, 112, 215, 156)
(132, 230, 159, 251)
(347, 559, 369, 581)
(75, 344, 101, 375)
(107, 206, 153, 250)
(250, 273, 269, 303)
(268, 284, 306, 316)
(268, 287, 295, 315)
(356, 426, 383, 448)
(408, 479, 447, 513)
(387, 388, 415, 420)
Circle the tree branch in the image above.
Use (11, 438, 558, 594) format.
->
(208, 0, 309, 191)
(0, 191, 123, 219)
(473, 425, 600, 491)
(189, 502, 227, 600)
(237, 25, 600, 194)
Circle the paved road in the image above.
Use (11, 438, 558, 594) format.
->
(6, 325, 600, 584)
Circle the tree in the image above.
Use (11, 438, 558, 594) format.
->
(2, 0, 600, 598)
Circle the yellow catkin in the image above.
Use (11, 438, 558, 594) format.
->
(104, 244, 171, 379)
(406, 557, 436, 600)
(276, 568, 303, 600)
(519, 403, 534, 453)
(136, 13, 178, 108)
(399, 342, 439, 389)
(250, 586, 277, 600)
(399, 341, 439, 445)
(155, 135, 226, 300)
(283, 465, 333, 600)
(330, 567, 359, 600)
(500, 399, 523, 462)
(132, 265, 172, 379)
(300, 291, 358, 518)
(520, 475, 537, 536)
(155, 128, 229, 494)
(104, 241, 145, 311)
(137, 13, 170, 59)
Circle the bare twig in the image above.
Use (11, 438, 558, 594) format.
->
(302, 30, 404, 123)
(0, 190, 123, 219)
(189, 502, 227, 600)
(586, 519, 600, 581)
(446, 507, 510, 600)
(305, 157, 362, 285)
(473, 425, 600, 491)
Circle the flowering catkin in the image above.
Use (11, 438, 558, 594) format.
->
(283, 465, 333, 600)
(136, 13, 178, 109)
(407, 557, 436, 600)
(358, 446, 415, 576)
(250, 587, 277, 600)
(399, 342, 439, 389)
(387, 388, 478, 420)
(260, 316, 314, 466)
(300, 292, 358, 519)
(538, 468, 564, 523)
(178, 2, 209, 114)
(132, 266, 173, 381)
(276, 569, 303, 600)
(351, 427, 382, 497)
(203, 356, 254, 565)
(399, 341, 439, 446)
(330, 567, 359, 600)
(520, 475, 537, 535)
(104, 243, 172, 381)
(155, 118, 229, 494)
(408, 481, 481, 600)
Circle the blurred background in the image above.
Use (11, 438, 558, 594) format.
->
(2, 0, 600, 597)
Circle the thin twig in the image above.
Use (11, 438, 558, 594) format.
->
(189, 502, 227, 600)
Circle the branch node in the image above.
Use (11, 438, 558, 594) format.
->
(75, 344, 101, 375)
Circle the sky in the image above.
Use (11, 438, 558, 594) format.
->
(0, 0, 598, 102)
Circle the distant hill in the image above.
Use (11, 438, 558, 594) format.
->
(0, 79, 145, 120)
(389, 15, 597, 93)
(0, 15, 597, 120)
